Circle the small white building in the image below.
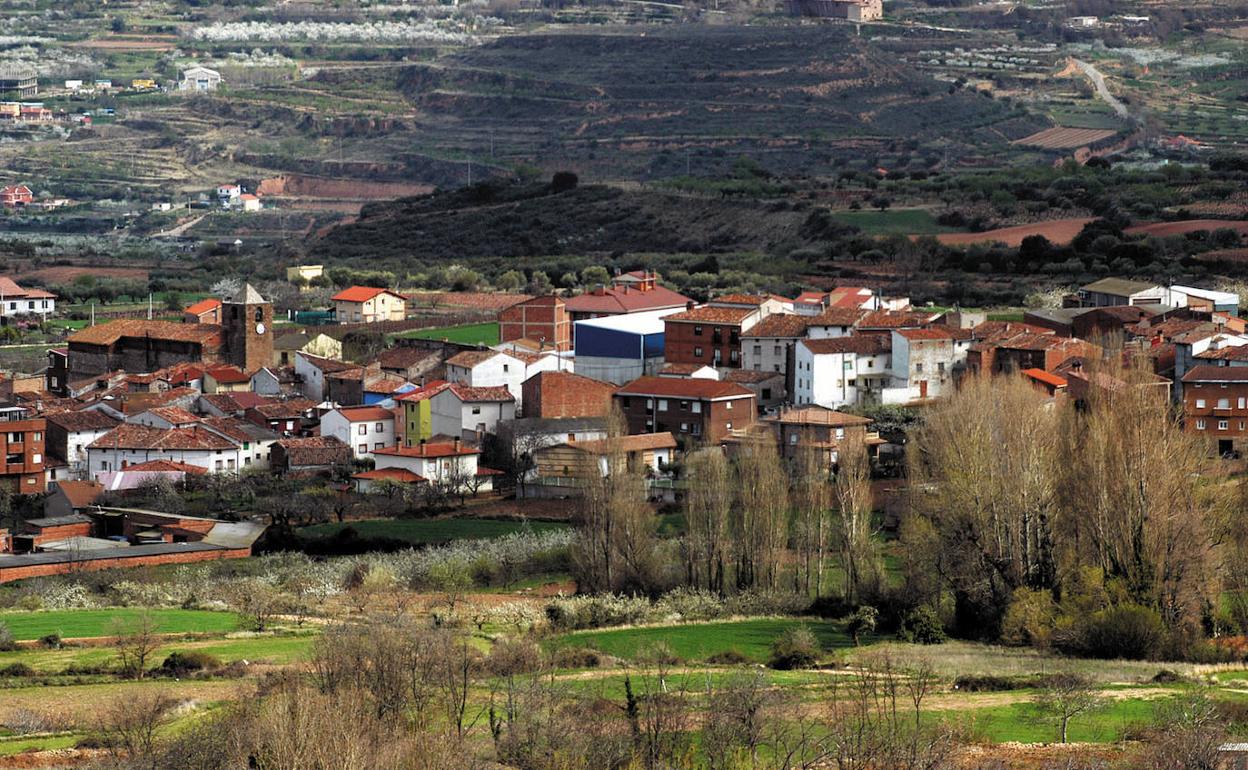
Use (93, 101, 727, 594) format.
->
(889, 328, 963, 403)
(0, 277, 56, 318)
(320, 406, 397, 460)
(370, 440, 488, 492)
(445, 349, 562, 413)
(295, 352, 359, 403)
(87, 424, 241, 479)
(179, 66, 222, 92)
(793, 335, 892, 409)
(429, 383, 516, 442)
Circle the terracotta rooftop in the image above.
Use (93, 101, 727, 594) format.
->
(563, 283, 691, 315)
(396, 381, 451, 403)
(615, 376, 755, 400)
(44, 410, 119, 432)
(68, 320, 224, 347)
(332, 285, 405, 303)
(896, 327, 957, 341)
(663, 306, 755, 324)
(724, 369, 783, 384)
(352, 468, 427, 484)
(183, 297, 221, 316)
(374, 442, 479, 458)
(297, 353, 358, 373)
(1182, 364, 1248, 383)
(568, 432, 678, 453)
(800, 336, 891, 355)
(248, 399, 316, 419)
(711, 294, 772, 306)
(743, 314, 809, 338)
(54, 480, 104, 508)
(0, 277, 55, 300)
(89, 424, 237, 451)
(139, 405, 200, 425)
(276, 436, 352, 467)
(335, 406, 397, 422)
(446, 349, 506, 369)
(856, 310, 940, 329)
(1196, 344, 1248, 362)
(807, 308, 867, 327)
(768, 405, 872, 427)
(1021, 368, 1069, 388)
(659, 363, 714, 375)
(378, 346, 439, 369)
(204, 365, 249, 384)
(123, 459, 210, 475)
(447, 383, 515, 403)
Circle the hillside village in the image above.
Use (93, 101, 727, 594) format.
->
(0, 269, 1239, 583)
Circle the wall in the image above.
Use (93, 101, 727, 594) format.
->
(0, 547, 251, 584)
(664, 322, 742, 368)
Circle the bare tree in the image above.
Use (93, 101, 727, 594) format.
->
(832, 430, 879, 604)
(684, 446, 733, 594)
(791, 433, 832, 598)
(97, 689, 177, 770)
(1030, 673, 1105, 744)
(111, 610, 161, 680)
(734, 435, 789, 591)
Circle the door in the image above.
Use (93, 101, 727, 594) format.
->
(919, 380, 928, 399)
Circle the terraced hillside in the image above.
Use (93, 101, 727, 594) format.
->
(383, 26, 1037, 179)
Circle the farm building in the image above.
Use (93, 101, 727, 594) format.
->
(574, 308, 683, 385)
(179, 66, 222, 92)
(786, 0, 882, 21)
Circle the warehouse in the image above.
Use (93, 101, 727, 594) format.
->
(573, 308, 681, 385)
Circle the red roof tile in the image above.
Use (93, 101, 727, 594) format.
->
(183, 297, 221, 316)
(336, 406, 397, 422)
(352, 468, 427, 483)
(664, 306, 754, 324)
(69, 320, 224, 347)
(615, 376, 755, 400)
(1182, 364, 1248, 383)
(563, 283, 691, 315)
(1021, 368, 1068, 388)
(447, 384, 515, 403)
(123, 459, 210, 475)
(89, 424, 237, 451)
(332, 286, 405, 303)
(800, 336, 891, 355)
(742, 314, 809, 338)
(374, 442, 480, 458)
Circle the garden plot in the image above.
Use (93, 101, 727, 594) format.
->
(1013, 126, 1118, 149)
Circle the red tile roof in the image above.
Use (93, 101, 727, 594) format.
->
(44, 410, 119, 432)
(800, 336, 891, 355)
(563, 283, 691, 315)
(89, 424, 237, 451)
(446, 350, 507, 368)
(332, 286, 405, 303)
(768, 405, 872, 427)
(183, 297, 221, 316)
(447, 383, 515, 403)
(896, 327, 957, 341)
(1182, 364, 1248, 383)
(374, 442, 480, 458)
(352, 468, 427, 483)
(711, 294, 771, 306)
(568, 432, 678, 453)
(1021, 368, 1068, 388)
(1196, 344, 1248, 362)
(68, 320, 224, 347)
(123, 459, 210, 475)
(140, 405, 200, 425)
(397, 381, 451, 403)
(856, 310, 940, 329)
(615, 376, 755, 400)
(663, 306, 754, 324)
(336, 406, 396, 422)
(807, 308, 866, 326)
(55, 480, 104, 508)
(742, 314, 809, 338)
(205, 365, 249, 384)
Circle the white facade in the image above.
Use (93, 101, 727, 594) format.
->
(374, 446, 483, 488)
(0, 295, 54, 318)
(889, 331, 960, 404)
(742, 336, 793, 375)
(87, 446, 240, 478)
(429, 389, 516, 441)
(446, 352, 563, 412)
(805, 320, 856, 340)
(63, 426, 115, 480)
(793, 340, 892, 409)
(180, 66, 222, 92)
(127, 410, 198, 430)
(320, 408, 396, 460)
(295, 352, 339, 403)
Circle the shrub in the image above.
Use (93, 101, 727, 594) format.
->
(0, 622, 15, 652)
(897, 607, 946, 645)
(1001, 588, 1058, 648)
(1065, 604, 1165, 660)
(705, 649, 749, 665)
(769, 625, 820, 670)
(846, 606, 878, 646)
(0, 662, 34, 677)
(159, 651, 222, 676)
(38, 634, 61, 649)
(551, 646, 615, 670)
(953, 674, 1018, 692)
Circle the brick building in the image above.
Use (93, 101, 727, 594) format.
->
(521, 370, 616, 419)
(0, 409, 45, 494)
(563, 272, 692, 337)
(500, 295, 572, 352)
(663, 306, 759, 369)
(64, 285, 272, 385)
(614, 376, 755, 443)
(1182, 365, 1248, 456)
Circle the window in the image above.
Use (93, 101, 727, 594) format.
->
(774, 346, 782, 356)
(694, 326, 703, 336)
(1240, 398, 1246, 410)
(1219, 399, 1231, 409)
(6, 432, 18, 443)
(938, 362, 945, 374)
(1196, 419, 1207, 430)
(725, 401, 733, 410)
(1220, 420, 1230, 430)
(357, 424, 367, 435)
(658, 399, 668, 411)
(774, 365, 780, 372)
(730, 351, 739, 363)
(694, 347, 703, 358)
(375, 442, 384, 450)
(915, 363, 924, 374)
(762, 388, 772, 400)
(503, 364, 510, 372)
(472, 406, 481, 415)
(227, 459, 236, 470)
(32, 432, 40, 442)
(790, 433, 798, 444)
(753, 345, 762, 356)
(1196, 399, 1207, 409)
(358, 444, 367, 453)
(691, 423, 702, 436)
(215, 460, 224, 470)
(31, 453, 40, 464)
(244, 457, 251, 466)
(835, 428, 845, 439)
(692, 402, 702, 414)
(844, 361, 853, 370)
(622, 399, 630, 410)
(680, 423, 688, 433)
(680, 400, 689, 410)
(726, 422, 733, 431)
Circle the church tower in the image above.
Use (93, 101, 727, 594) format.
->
(223, 284, 273, 373)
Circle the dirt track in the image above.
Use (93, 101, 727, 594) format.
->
(1126, 219, 1248, 237)
(932, 218, 1096, 247)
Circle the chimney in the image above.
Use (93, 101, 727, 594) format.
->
(419, 438, 427, 456)
(453, 436, 461, 452)
(686, 301, 695, 311)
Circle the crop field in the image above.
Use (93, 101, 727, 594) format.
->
(395, 322, 500, 346)
(552, 618, 860, 663)
(933, 217, 1096, 247)
(300, 516, 567, 546)
(0, 609, 239, 641)
(1125, 219, 1248, 238)
(1013, 126, 1118, 149)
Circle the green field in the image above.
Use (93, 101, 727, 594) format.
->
(300, 516, 568, 546)
(0, 609, 239, 641)
(0, 632, 314, 673)
(553, 618, 863, 663)
(830, 208, 952, 236)
(962, 695, 1170, 743)
(396, 322, 500, 346)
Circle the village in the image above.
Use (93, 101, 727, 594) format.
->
(0, 267, 1234, 586)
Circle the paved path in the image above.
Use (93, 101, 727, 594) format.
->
(1073, 59, 1129, 119)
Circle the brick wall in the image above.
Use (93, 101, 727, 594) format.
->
(664, 322, 743, 368)
(523, 373, 615, 418)
(0, 547, 252, 583)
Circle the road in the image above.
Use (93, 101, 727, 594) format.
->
(1072, 59, 1129, 119)
(153, 213, 205, 238)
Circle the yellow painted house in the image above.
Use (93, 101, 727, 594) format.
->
(397, 382, 449, 446)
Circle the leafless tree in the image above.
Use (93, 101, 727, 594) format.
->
(97, 690, 177, 770)
(791, 433, 832, 598)
(833, 430, 879, 604)
(684, 446, 733, 594)
(111, 610, 161, 680)
(1030, 673, 1105, 744)
(734, 435, 789, 591)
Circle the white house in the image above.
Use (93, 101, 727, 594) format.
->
(793, 336, 892, 409)
(370, 439, 489, 491)
(87, 424, 241, 478)
(180, 66, 222, 92)
(216, 183, 241, 201)
(295, 352, 359, 403)
(804, 308, 864, 340)
(444, 349, 562, 413)
(429, 383, 516, 441)
(320, 406, 397, 460)
(46, 410, 120, 480)
(889, 328, 963, 404)
(126, 406, 201, 430)
(0, 277, 56, 318)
